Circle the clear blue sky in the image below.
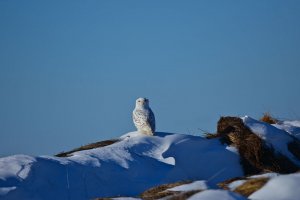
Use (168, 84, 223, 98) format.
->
(1, 0, 300, 156)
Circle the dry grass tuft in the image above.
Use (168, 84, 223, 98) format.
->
(140, 180, 192, 200)
(212, 116, 299, 175)
(56, 139, 119, 157)
(204, 132, 218, 139)
(260, 113, 278, 124)
(233, 177, 269, 197)
(218, 177, 245, 190)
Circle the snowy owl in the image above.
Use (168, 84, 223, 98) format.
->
(132, 97, 156, 136)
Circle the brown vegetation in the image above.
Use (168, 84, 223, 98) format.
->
(233, 177, 269, 197)
(55, 139, 119, 157)
(218, 177, 245, 190)
(211, 117, 299, 175)
(140, 180, 192, 200)
(168, 190, 201, 200)
(260, 113, 278, 124)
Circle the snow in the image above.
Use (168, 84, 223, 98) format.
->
(188, 190, 247, 200)
(249, 173, 279, 179)
(0, 131, 243, 200)
(242, 116, 300, 166)
(227, 173, 279, 191)
(228, 180, 246, 190)
(273, 120, 300, 140)
(168, 180, 209, 192)
(249, 173, 300, 200)
(0, 187, 16, 196)
(226, 146, 239, 154)
(1, 116, 299, 200)
(0, 155, 36, 181)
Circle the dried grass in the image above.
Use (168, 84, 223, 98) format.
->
(218, 177, 245, 190)
(233, 177, 269, 197)
(260, 113, 278, 124)
(55, 139, 119, 157)
(168, 190, 202, 200)
(214, 117, 299, 175)
(140, 180, 192, 200)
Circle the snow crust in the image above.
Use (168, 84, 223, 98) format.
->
(273, 120, 300, 140)
(249, 172, 279, 179)
(227, 173, 279, 191)
(227, 180, 246, 190)
(0, 155, 36, 181)
(249, 173, 300, 200)
(188, 189, 247, 200)
(168, 180, 209, 192)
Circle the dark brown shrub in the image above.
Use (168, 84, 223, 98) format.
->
(213, 117, 299, 175)
(260, 113, 278, 124)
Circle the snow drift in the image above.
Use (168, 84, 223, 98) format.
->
(0, 116, 300, 200)
(0, 132, 242, 200)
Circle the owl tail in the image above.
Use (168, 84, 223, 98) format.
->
(140, 128, 154, 136)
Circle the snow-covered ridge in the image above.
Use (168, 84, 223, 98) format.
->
(273, 120, 300, 139)
(0, 132, 242, 200)
(0, 116, 300, 200)
(242, 116, 300, 166)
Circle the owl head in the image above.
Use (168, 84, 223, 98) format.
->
(135, 97, 149, 108)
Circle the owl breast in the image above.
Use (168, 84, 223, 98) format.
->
(133, 108, 155, 135)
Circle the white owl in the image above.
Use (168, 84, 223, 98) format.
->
(132, 97, 156, 136)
